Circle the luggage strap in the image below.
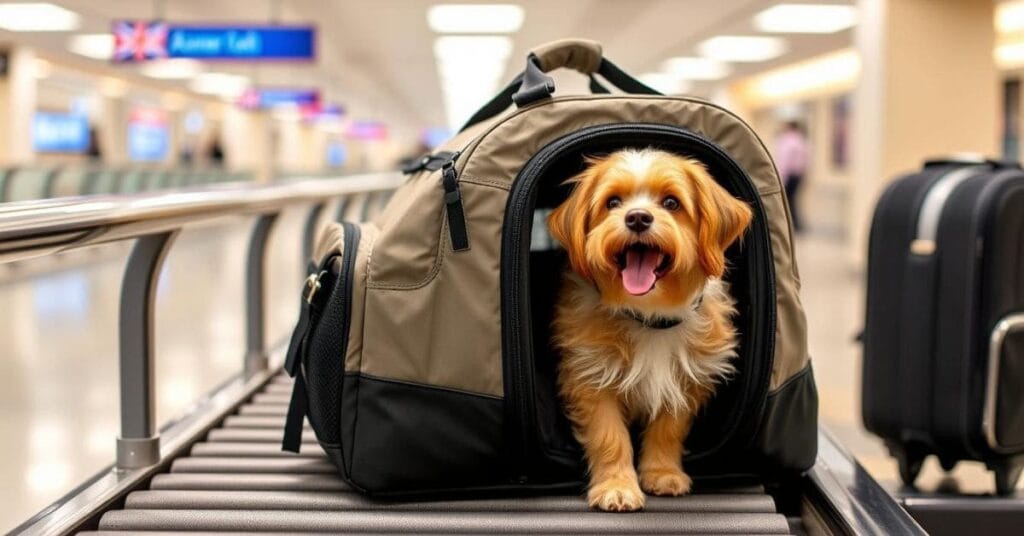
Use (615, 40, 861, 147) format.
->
(281, 263, 326, 453)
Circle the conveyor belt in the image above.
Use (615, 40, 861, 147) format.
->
(80, 374, 797, 535)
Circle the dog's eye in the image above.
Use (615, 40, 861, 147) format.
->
(662, 196, 680, 211)
(606, 196, 622, 209)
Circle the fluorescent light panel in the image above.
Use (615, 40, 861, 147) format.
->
(434, 36, 514, 128)
(140, 59, 202, 80)
(997, 1, 1024, 33)
(0, 3, 80, 31)
(189, 72, 249, 97)
(637, 73, 692, 95)
(660, 57, 731, 80)
(754, 4, 858, 34)
(747, 48, 860, 99)
(996, 41, 1024, 68)
(698, 35, 788, 62)
(68, 34, 114, 60)
(427, 4, 524, 33)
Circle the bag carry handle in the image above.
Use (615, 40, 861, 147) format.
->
(460, 39, 660, 132)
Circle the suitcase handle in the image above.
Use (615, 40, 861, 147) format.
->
(924, 155, 1020, 169)
(982, 312, 1024, 451)
(460, 39, 660, 132)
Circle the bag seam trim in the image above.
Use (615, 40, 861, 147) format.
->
(344, 371, 504, 401)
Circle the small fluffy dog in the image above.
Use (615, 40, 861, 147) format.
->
(547, 148, 752, 512)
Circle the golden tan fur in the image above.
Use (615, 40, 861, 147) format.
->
(547, 149, 752, 512)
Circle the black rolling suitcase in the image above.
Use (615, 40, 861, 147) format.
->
(862, 158, 1024, 495)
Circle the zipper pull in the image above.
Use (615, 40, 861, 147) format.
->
(442, 161, 470, 252)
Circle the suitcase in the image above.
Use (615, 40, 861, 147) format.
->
(862, 158, 1024, 495)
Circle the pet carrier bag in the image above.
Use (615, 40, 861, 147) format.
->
(281, 39, 818, 496)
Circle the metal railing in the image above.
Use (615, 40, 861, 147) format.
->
(0, 173, 402, 471)
(0, 165, 252, 203)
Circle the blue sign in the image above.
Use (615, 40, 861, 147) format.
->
(113, 21, 315, 61)
(128, 123, 169, 162)
(32, 112, 89, 153)
(238, 87, 319, 109)
(326, 142, 347, 168)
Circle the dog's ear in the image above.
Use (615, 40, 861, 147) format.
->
(548, 166, 599, 280)
(691, 162, 753, 278)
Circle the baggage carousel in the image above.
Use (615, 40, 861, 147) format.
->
(1, 176, 924, 535)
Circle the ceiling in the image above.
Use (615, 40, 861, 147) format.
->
(0, 0, 855, 139)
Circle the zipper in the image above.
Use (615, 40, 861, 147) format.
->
(501, 123, 776, 480)
(441, 159, 470, 251)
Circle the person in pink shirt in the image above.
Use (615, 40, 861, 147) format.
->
(774, 121, 809, 232)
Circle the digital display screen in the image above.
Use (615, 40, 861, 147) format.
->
(127, 108, 169, 162)
(31, 112, 90, 153)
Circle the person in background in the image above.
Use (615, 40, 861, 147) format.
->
(775, 121, 809, 233)
(86, 127, 102, 163)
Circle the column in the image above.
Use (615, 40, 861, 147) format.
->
(849, 0, 998, 267)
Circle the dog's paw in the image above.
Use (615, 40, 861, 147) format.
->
(639, 468, 692, 496)
(587, 478, 646, 512)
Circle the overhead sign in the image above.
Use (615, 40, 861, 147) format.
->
(32, 112, 89, 153)
(113, 21, 315, 62)
(237, 87, 320, 110)
(347, 121, 388, 141)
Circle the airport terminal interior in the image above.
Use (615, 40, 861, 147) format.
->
(2, 0, 1024, 534)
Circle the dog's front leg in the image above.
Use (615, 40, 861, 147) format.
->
(638, 410, 693, 496)
(573, 390, 645, 512)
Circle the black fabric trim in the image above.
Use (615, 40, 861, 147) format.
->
(344, 371, 503, 401)
(342, 373, 507, 494)
(588, 74, 611, 94)
(512, 54, 556, 107)
(281, 372, 308, 453)
(751, 362, 818, 473)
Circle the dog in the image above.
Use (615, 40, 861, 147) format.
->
(547, 148, 752, 512)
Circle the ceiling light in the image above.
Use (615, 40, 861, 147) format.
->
(434, 36, 514, 129)
(0, 3, 80, 32)
(637, 73, 692, 95)
(996, 41, 1024, 68)
(660, 57, 731, 80)
(140, 59, 202, 80)
(754, 4, 858, 34)
(427, 4, 525, 34)
(997, 1, 1024, 33)
(697, 36, 788, 62)
(188, 72, 250, 98)
(68, 34, 114, 60)
(739, 48, 860, 102)
(434, 35, 514, 64)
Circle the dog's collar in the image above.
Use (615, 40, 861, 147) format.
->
(620, 291, 704, 330)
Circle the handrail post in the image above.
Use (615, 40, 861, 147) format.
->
(117, 231, 177, 469)
(245, 213, 279, 377)
(302, 202, 326, 263)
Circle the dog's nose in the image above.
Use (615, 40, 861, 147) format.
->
(625, 209, 653, 232)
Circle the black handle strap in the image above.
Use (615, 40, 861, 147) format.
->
(460, 56, 659, 133)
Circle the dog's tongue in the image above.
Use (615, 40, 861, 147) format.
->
(621, 248, 663, 295)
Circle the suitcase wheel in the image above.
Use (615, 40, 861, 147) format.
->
(991, 460, 1023, 496)
(890, 442, 927, 488)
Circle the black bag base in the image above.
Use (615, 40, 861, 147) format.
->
(886, 440, 1024, 495)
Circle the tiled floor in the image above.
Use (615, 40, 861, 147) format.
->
(0, 196, 1016, 531)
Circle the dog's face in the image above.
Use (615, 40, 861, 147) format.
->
(548, 149, 752, 309)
